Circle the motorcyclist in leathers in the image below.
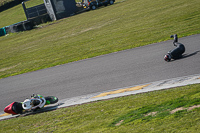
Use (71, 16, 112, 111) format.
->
(22, 94, 46, 111)
(164, 34, 185, 62)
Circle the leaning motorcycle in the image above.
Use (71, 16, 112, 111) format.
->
(4, 96, 58, 115)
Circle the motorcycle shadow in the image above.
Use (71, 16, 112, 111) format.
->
(17, 103, 64, 117)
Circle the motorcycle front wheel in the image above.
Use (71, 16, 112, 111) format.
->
(45, 96, 59, 104)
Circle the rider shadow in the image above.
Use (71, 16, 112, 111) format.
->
(182, 50, 200, 58)
(170, 50, 200, 62)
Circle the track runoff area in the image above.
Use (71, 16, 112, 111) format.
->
(1, 74, 200, 120)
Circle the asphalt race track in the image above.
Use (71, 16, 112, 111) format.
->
(0, 34, 200, 112)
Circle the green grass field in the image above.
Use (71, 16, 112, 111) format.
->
(1, 84, 200, 132)
(0, 0, 200, 79)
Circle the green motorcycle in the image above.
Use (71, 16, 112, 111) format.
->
(4, 95, 58, 115)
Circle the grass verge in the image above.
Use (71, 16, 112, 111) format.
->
(0, 0, 200, 79)
(1, 84, 200, 132)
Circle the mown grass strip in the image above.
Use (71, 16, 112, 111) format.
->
(0, 84, 200, 132)
(0, 0, 200, 79)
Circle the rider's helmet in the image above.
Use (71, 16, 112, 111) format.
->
(164, 54, 171, 62)
(22, 99, 33, 110)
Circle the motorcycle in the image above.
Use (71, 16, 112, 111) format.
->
(4, 96, 59, 115)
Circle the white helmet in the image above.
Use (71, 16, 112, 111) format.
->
(22, 99, 33, 110)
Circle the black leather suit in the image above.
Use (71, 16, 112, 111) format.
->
(168, 35, 185, 59)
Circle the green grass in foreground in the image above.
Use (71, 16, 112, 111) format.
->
(0, 0, 200, 79)
(1, 84, 200, 132)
